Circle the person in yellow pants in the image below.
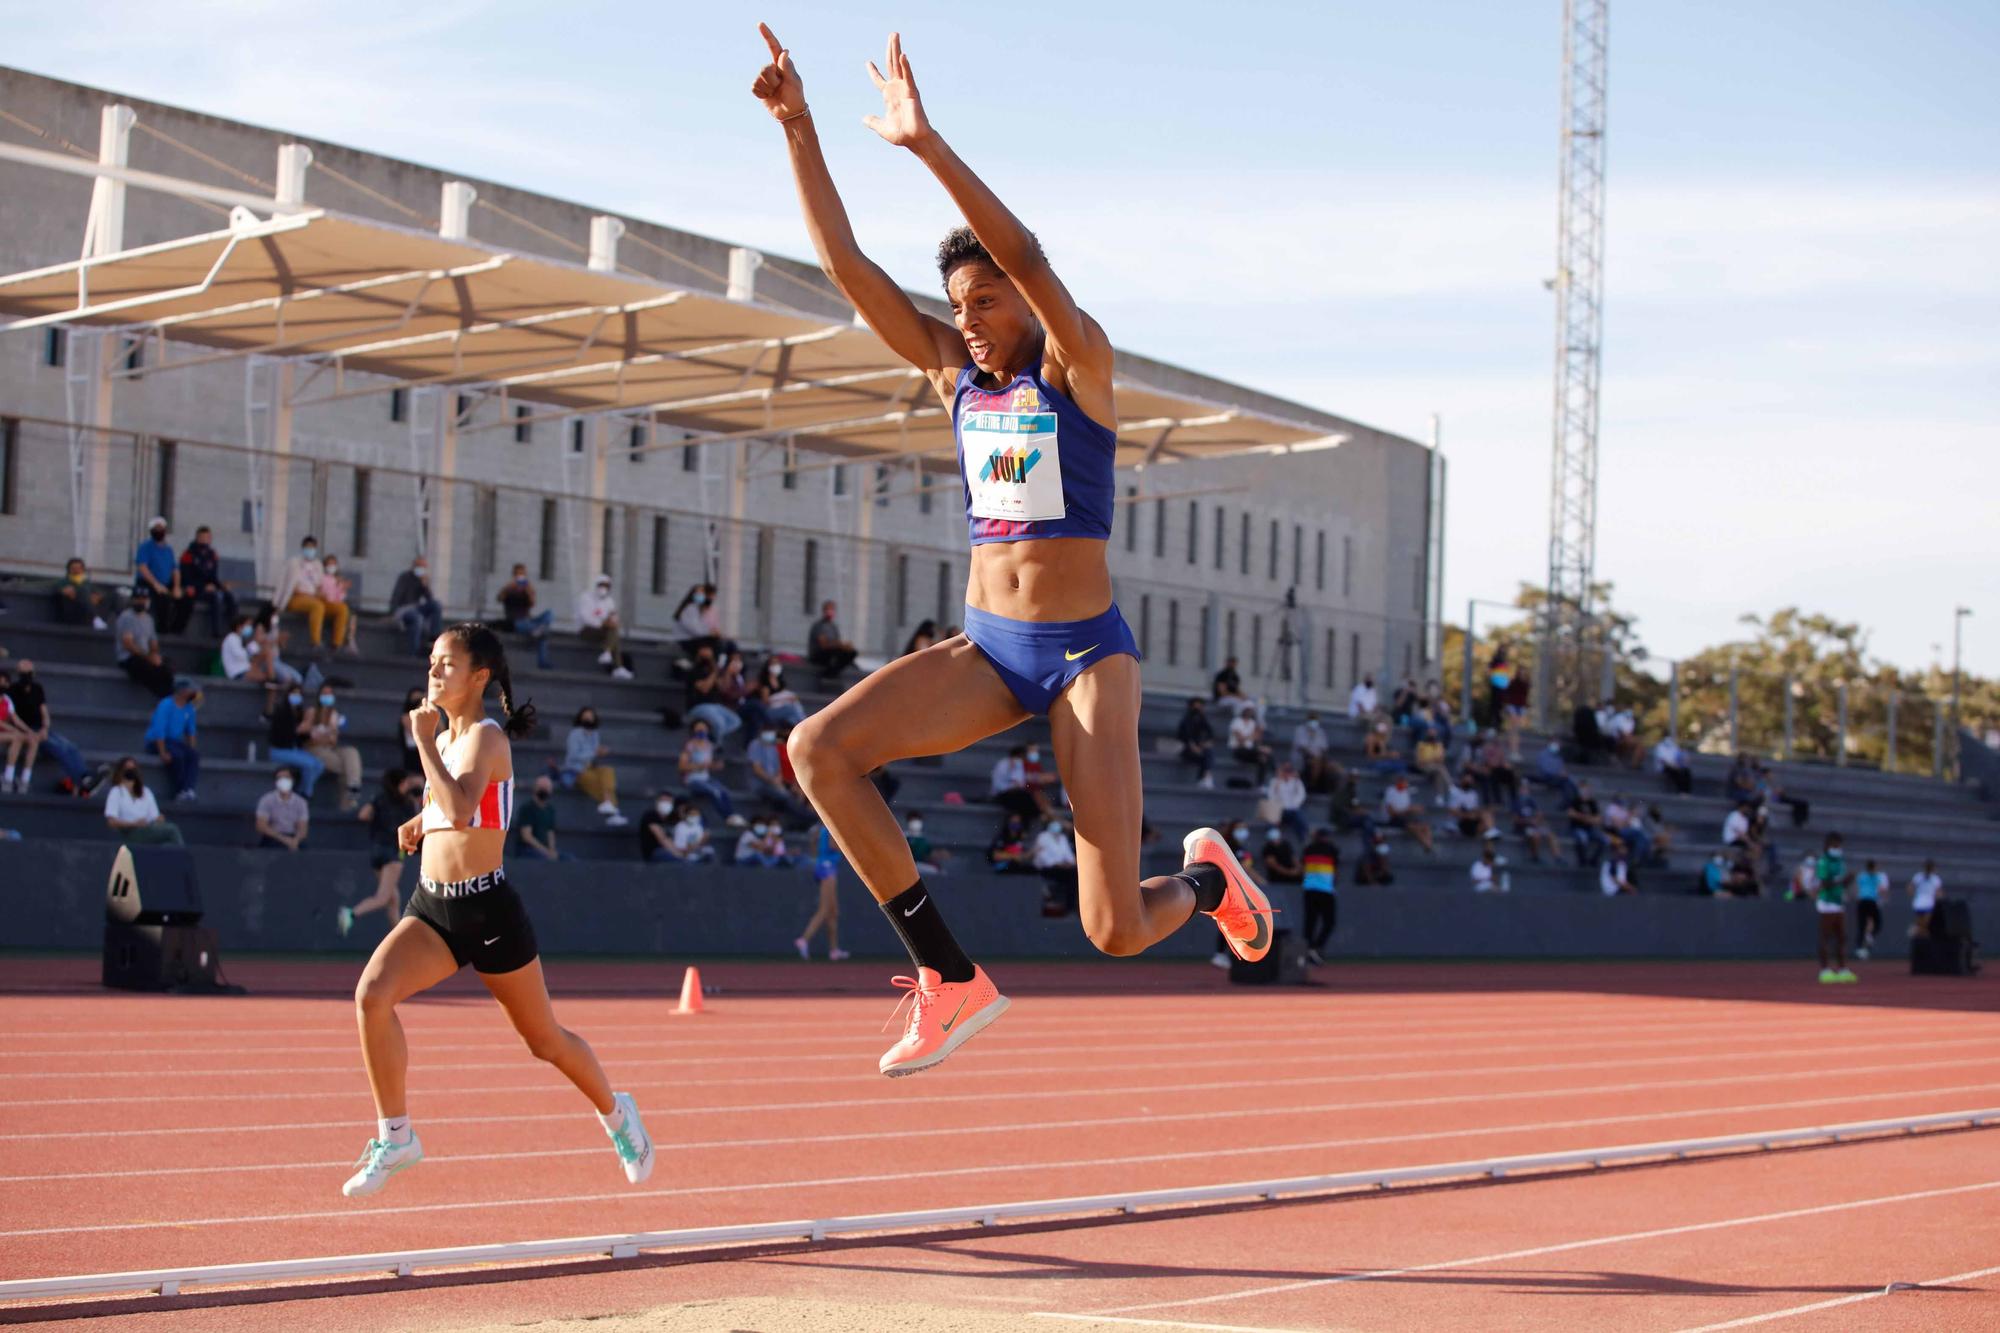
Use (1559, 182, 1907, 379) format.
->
(278, 536, 350, 650)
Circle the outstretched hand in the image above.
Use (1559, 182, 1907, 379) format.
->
(862, 31, 933, 148)
(752, 21, 807, 121)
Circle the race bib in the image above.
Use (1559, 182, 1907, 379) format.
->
(962, 410, 1066, 523)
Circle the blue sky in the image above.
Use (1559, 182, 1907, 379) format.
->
(6, 0, 1996, 675)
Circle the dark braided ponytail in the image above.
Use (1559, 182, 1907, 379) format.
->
(444, 621, 538, 739)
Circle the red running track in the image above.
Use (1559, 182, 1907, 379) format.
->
(1, 957, 1997, 1331)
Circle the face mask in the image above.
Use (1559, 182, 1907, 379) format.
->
(301, 546, 317, 559)
(596, 584, 610, 595)
(515, 574, 528, 585)
(15, 671, 30, 684)
(751, 825, 767, 838)
(324, 566, 339, 577)
(770, 668, 782, 684)
(1231, 828, 1249, 846)
(692, 732, 709, 743)
(275, 776, 294, 793)
(150, 529, 167, 541)
(697, 594, 709, 606)
(655, 801, 673, 816)
(533, 789, 549, 802)
(1025, 748, 1040, 763)
(123, 769, 140, 784)
(908, 819, 924, 835)
(581, 718, 597, 730)
(68, 569, 85, 584)
(1265, 828, 1281, 841)
(413, 565, 427, 577)
(287, 692, 303, 707)
(760, 731, 777, 743)
(239, 625, 255, 640)
(318, 693, 336, 707)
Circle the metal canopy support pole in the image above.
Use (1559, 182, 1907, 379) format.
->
(431, 400, 462, 613)
(727, 247, 764, 303)
(79, 104, 136, 574)
(585, 417, 609, 590)
(722, 441, 749, 641)
(1885, 690, 1899, 772)
(1728, 664, 1740, 754)
(260, 361, 296, 599)
(274, 144, 313, 207)
(587, 216, 625, 273)
(1933, 700, 1946, 779)
(1461, 600, 1476, 726)
(1668, 661, 1680, 742)
(1782, 676, 1794, 762)
(1836, 683, 1849, 766)
(439, 182, 476, 241)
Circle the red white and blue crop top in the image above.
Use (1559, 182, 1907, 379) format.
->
(953, 364, 1116, 545)
(419, 719, 514, 832)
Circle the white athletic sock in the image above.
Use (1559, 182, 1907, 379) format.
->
(1, 768, 13, 784)
(596, 1098, 628, 1133)
(378, 1115, 412, 1145)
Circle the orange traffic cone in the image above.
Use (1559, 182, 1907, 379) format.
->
(672, 966, 705, 1016)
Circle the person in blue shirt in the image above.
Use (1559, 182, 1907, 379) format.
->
(752, 25, 1271, 1077)
(133, 517, 191, 635)
(1853, 857, 1888, 959)
(143, 678, 202, 801)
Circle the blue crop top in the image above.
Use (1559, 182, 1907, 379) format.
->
(952, 364, 1116, 545)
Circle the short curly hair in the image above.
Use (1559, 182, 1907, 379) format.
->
(936, 224, 1042, 291)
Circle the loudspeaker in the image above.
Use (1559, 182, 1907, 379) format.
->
(106, 845, 203, 925)
(102, 922, 221, 992)
(1229, 928, 1310, 986)
(1911, 901, 1980, 976)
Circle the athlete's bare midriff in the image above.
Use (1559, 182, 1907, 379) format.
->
(966, 537, 1113, 623)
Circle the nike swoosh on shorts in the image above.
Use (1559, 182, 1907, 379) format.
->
(1064, 644, 1099, 662)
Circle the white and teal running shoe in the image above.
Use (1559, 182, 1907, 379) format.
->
(341, 1134, 423, 1197)
(605, 1091, 655, 1184)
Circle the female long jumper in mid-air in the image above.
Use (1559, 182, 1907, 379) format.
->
(753, 25, 1274, 1077)
(339, 623, 654, 1197)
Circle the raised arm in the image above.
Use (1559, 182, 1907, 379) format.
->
(753, 24, 965, 392)
(863, 33, 1113, 406)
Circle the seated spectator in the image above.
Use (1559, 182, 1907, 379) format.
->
(1724, 753, 1759, 807)
(901, 619, 939, 657)
(1021, 741, 1061, 805)
(0, 670, 32, 794)
(1754, 763, 1810, 828)
(1353, 830, 1395, 886)
(303, 686, 364, 811)
(740, 659, 806, 736)
(556, 706, 626, 825)
(220, 612, 300, 686)
(1499, 665, 1533, 753)
(249, 602, 303, 684)
(1290, 711, 1335, 792)
(1347, 673, 1379, 720)
(1701, 850, 1730, 896)
(1258, 825, 1302, 885)
(1641, 803, 1678, 860)
(638, 793, 683, 863)
(758, 821, 797, 868)
(1380, 775, 1435, 855)
(2, 661, 94, 796)
(52, 556, 110, 629)
(678, 722, 736, 821)
(1410, 723, 1451, 802)
(576, 573, 635, 679)
(114, 588, 175, 698)
(496, 562, 553, 670)
(1601, 793, 1652, 865)
(807, 599, 858, 681)
(1600, 836, 1636, 895)
(1747, 807, 1781, 881)
(685, 648, 746, 741)
(670, 801, 717, 864)
(1470, 731, 1519, 808)
(318, 553, 360, 656)
(1265, 762, 1309, 843)
(1572, 704, 1614, 764)
(1211, 656, 1244, 710)
(1530, 740, 1572, 793)
(387, 554, 443, 658)
(1510, 790, 1567, 864)
(1425, 679, 1456, 734)
(514, 776, 572, 861)
(1362, 719, 1406, 774)
(1447, 772, 1493, 839)
(104, 757, 182, 845)
(905, 810, 950, 875)
(1228, 709, 1272, 784)
(177, 525, 237, 640)
(1566, 781, 1606, 866)
(746, 724, 809, 825)
(990, 744, 1053, 820)
(988, 810, 1035, 873)
(277, 536, 348, 653)
(346, 768, 417, 936)
(1605, 706, 1641, 767)
(1389, 677, 1421, 725)
(735, 819, 788, 868)
(1653, 734, 1693, 794)
(254, 766, 310, 850)
(1721, 799, 1754, 849)
(144, 677, 203, 802)
(1032, 817, 1080, 915)
(1469, 839, 1507, 893)
(133, 516, 191, 635)
(675, 583, 737, 662)
(262, 683, 326, 799)
(1786, 853, 1818, 902)
(1178, 696, 1216, 790)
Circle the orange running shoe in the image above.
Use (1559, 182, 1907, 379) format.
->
(1184, 826, 1276, 962)
(878, 965, 1009, 1077)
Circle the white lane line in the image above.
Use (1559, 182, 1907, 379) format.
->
(0, 1011, 1893, 1073)
(7, 1051, 1994, 1145)
(1672, 1261, 2000, 1330)
(1035, 1316, 1322, 1332)
(4, 1078, 1997, 1187)
(4, 1087, 1995, 1234)
(1083, 1179, 2000, 1316)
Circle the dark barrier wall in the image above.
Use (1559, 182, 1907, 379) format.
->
(5, 841, 1991, 963)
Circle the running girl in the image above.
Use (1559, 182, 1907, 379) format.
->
(342, 624, 653, 1196)
(794, 824, 852, 962)
(752, 26, 1271, 1076)
(340, 767, 418, 939)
